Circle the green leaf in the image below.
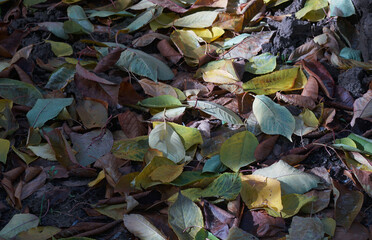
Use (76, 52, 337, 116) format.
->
(340, 47, 362, 61)
(124, 214, 166, 240)
(112, 136, 149, 161)
(121, 7, 162, 33)
(26, 98, 73, 128)
(223, 34, 250, 49)
(329, 0, 355, 17)
(195, 229, 219, 240)
(170, 171, 217, 187)
(139, 95, 182, 108)
(245, 53, 277, 74)
(266, 193, 316, 218)
(202, 155, 227, 173)
(0, 138, 10, 164)
(45, 65, 75, 90)
(253, 95, 295, 141)
(0, 213, 39, 239)
(23, 0, 47, 7)
(253, 160, 320, 194)
(88, 10, 135, 18)
(28, 144, 56, 161)
(67, 5, 94, 33)
(149, 122, 185, 163)
(63, 20, 85, 34)
(0, 78, 43, 107)
(0, 99, 18, 138)
(226, 227, 258, 240)
(153, 122, 203, 150)
(45, 40, 73, 57)
(348, 133, 372, 154)
(187, 100, 243, 125)
(168, 193, 204, 240)
(38, 22, 69, 39)
(70, 129, 113, 166)
(220, 131, 258, 172)
(295, 0, 328, 21)
(174, 11, 219, 28)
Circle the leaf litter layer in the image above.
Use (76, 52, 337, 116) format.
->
(0, 0, 371, 239)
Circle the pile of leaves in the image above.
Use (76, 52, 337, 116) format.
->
(0, 0, 371, 239)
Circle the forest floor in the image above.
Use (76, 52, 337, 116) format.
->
(0, 0, 371, 239)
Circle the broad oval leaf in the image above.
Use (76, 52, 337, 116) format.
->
(266, 193, 316, 218)
(187, 100, 243, 125)
(174, 11, 219, 28)
(168, 193, 204, 240)
(245, 52, 277, 74)
(124, 214, 167, 240)
(253, 160, 320, 194)
(329, 0, 355, 17)
(38, 22, 69, 39)
(149, 122, 185, 163)
(67, 5, 94, 33)
(0, 138, 10, 164)
(26, 98, 73, 128)
(295, 0, 328, 21)
(0, 213, 39, 239)
(45, 66, 75, 90)
(252, 95, 295, 141)
(0, 78, 43, 107)
(112, 136, 149, 161)
(220, 131, 258, 172)
(45, 40, 73, 57)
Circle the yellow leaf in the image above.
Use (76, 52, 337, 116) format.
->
(243, 67, 299, 95)
(240, 174, 283, 212)
(291, 68, 308, 90)
(45, 40, 73, 57)
(203, 69, 239, 84)
(295, 0, 328, 22)
(16, 226, 61, 240)
(188, 27, 225, 43)
(302, 108, 319, 127)
(150, 164, 184, 183)
(88, 170, 105, 187)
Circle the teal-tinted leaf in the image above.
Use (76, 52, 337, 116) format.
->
(0, 138, 10, 164)
(253, 160, 320, 194)
(223, 34, 250, 49)
(26, 98, 73, 128)
(220, 131, 258, 172)
(174, 11, 219, 28)
(253, 95, 295, 141)
(70, 129, 113, 166)
(202, 172, 241, 200)
(0, 78, 43, 107)
(45, 65, 76, 90)
(202, 155, 227, 173)
(288, 216, 324, 240)
(170, 171, 217, 187)
(38, 22, 69, 40)
(139, 95, 182, 108)
(122, 7, 162, 33)
(67, 5, 94, 33)
(63, 20, 85, 34)
(23, 0, 47, 7)
(168, 193, 204, 240)
(0, 213, 39, 239)
(187, 100, 243, 125)
(195, 229, 219, 240)
(226, 227, 258, 240)
(245, 52, 277, 74)
(340, 47, 362, 61)
(88, 10, 135, 18)
(329, 0, 355, 17)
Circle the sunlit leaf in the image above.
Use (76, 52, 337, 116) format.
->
(266, 193, 316, 218)
(174, 11, 219, 28)
(245, 53, 277, 74)
(295, 0, 328, 21)
(329, 0, 355, 17)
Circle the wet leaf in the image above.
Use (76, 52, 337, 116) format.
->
(149, 122, 185, 163)
(124, 214, 167, 240)
(0, 138, 10, 164)
(26, 98, 73, 128)
(168, 192, 204, 240)
(245, 53, 277, 74)
(0, 213, 39, 239)
(253, 95, 295, 141)
(241, 175, 283, 212)
(0, 78, 43, 107)
(253, 160, 320, 194)
(220, 131, 258, 172)
(188, 100, 243, 125)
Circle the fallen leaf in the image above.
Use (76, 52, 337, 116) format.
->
(351, 89, 372, 126)
(0, 213, 39, 239)
(287, 216, 324, 240)
(124, 214, 167, 240)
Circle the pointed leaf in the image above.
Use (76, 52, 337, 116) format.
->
(329, 0, 355, 17)
(45, 40, 73, 57)
(253, 95, 295, 141)
(0, 214, 39, 239)
(245, 52, 277, 74)
(0, 138, 10, 164)
(124, 214, 167, 240)
(112, 136, 149, 162)
(174, 11, 219, 28)
(220, 131, 258, 172)
(67, 5, 94, 33)
(0, 78, 43, 107)
(266, 193, 316, 218)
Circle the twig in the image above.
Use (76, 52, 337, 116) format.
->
(73, 220, 122, 237)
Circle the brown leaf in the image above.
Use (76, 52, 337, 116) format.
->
(191, 0, 228, 9)
(334, 223, 369, 240)
(76, 63, 116, 85)
(148, 0, 187, 13)
(118, 81, 144, 105)
(0, 29, 29, 58)
(76, 99, 108, 129)
(301, 60, 335, 98)
(237, 0, 264, 25)
(251, 210, 286, 237)
(94, 47, 124, 73)
(335, 86, 354, 109)
(351, 89, 372, 126)
(301, 75, 318, 101)
(213, 13, 244, 32)
(254, 135, 279, 161)
(157, 39, 182, 65)
(132, 33, 169, 48)
(20, 170, 47, 200)
(94, 153, 125, 186)
(289, 41, 321, 61)
(237, 92, 254, 118)
(139, 78, 178, 98)
(118, 110, 147, 138)
(276, 92, 316, 110)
